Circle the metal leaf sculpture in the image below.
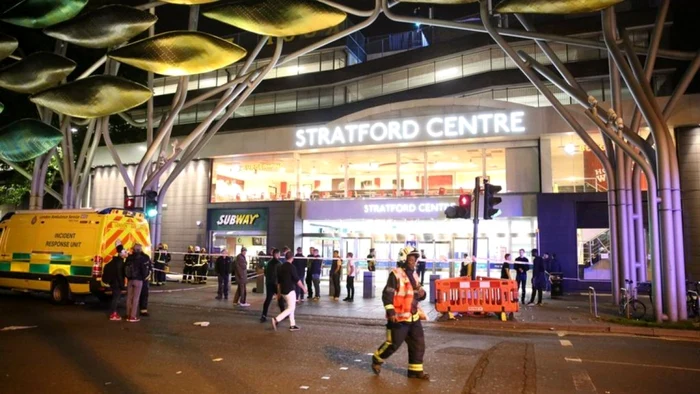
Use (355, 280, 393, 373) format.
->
(0, 33, 19, 61)
(0, 52, 76, 94)
(496, 0, 623, 14)
(107, 31, 247, 76)
(0, 119, 64, 162)
(0, 102, 4, 115)
(44, 5, 158, 49)
(30, 76, 153, 119)
(161, 0, 220, 4)
(202, 0, 347, 37)
(1, 0, 88, 29)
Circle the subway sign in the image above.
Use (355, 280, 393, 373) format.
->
(208, 208, 268, 232)
(295, 111, 526, 148)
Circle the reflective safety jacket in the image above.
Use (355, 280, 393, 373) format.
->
(383, 267, 427, 323)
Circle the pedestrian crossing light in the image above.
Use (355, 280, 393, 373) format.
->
(144, 191, 158, 218)
(445, 194, 472, 219)
(124, 196, 135, 210)
(483, 180, 502, 220)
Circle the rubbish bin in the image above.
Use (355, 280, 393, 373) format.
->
(363, 271, 375, 299)
(550, 272, 563, 298)
(429, 274, 441, 303)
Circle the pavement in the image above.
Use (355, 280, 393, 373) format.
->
(149, 277, 700, 340)
(2, 291, 700, 394)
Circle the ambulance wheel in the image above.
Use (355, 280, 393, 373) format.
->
(51, 278, 70, 305)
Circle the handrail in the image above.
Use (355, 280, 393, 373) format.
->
(588, 286, 599, 318)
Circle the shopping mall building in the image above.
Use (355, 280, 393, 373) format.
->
(88, 3, 700, 291)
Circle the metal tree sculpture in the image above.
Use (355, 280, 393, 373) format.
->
(382, 0, 699, 322)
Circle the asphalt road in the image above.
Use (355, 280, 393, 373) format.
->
(1, 291, 699, 394)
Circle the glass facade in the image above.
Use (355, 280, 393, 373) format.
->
(211, 142, 534, 203)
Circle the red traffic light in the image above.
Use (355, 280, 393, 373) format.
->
(459, 194, 472, 208)
(125, 197, 135, 209)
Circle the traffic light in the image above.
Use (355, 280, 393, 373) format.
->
(483, 180, 502, 220)
(124, 196, 135, 209)
(144, 191, 158, 218)
(445, 194, 472, 219)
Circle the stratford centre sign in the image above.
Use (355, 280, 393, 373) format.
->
(295, 111, 526, 148)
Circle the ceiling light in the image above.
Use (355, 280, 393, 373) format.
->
(564, 143, 577, 155)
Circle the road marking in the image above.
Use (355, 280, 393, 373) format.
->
(560, 340, 573, 347)
(578, 359, 700, 373)
(300, 386, 309, 390)
(340, 367, 348, 371)
(212, 358, 223, 362)
(557, 332, 567, 337)
(565, 357, 582, 363)
(366, 353, 373, 356)
(354, 359, 362, 362)
(572, 370, 597, 392)
(1, 326, 37, 331)
(321, 376, 330, 380)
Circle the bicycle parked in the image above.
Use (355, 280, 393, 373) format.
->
(619, 279, 646, 320)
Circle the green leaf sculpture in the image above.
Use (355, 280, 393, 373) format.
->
(161, 0, 220, 4)
(0, 102, 4, 115)
(202, 0, 347, 37)
(496, 0, 623, 14)
(108, 31, 247, 76)
(44, 5, 158, 49)
(0, 33, 18, 61)
(1, 0, 88, 29)
(30, 76, 153, 119)
(0, 119, 64, 162)
(0, 52, 76, 94)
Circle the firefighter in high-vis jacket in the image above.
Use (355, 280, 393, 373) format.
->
(372, 247, 430, 380)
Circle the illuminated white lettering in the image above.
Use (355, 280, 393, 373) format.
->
(511, 111, 526, 132)
(403, 120, 420, 140)
(426, 117, 443, 137)
(318, 127, 331, 146)
(357, 123, 370, 142)
(494, 113, 510, 133)
(459, 116, 477, 135)
(295, 129, 306, 147)
(444, 116, 458, 137)
(307, 128, 318, 147)
(370, 122, 388, 141)
(346, 124, 358, 143)
(477, 114, 494, 133)
(330, 126, 346, 145)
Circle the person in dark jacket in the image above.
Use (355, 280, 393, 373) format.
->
(260, 248, 284, 323)
(417, 250, 427, 286)
(305, 247, 314, 300)
(331, 250, 342, 300)
(233, 247, 250, 307)
(501, 253, 512, 280)
(514, 249, 530, 304)
(310, 248, 322, 300)
(293, 247, 307, 303)
(125, 243, 150, 322)
(528, 249, 546, 306)
(367, 248, 376, 272)
(104, 244, 127, 321)
(215, 249, 233, 300)
(139, 247, 153, 317)
(460, 255, 474, 278)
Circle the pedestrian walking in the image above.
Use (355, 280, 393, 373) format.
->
(293, 247, 307, 303)
(501, 253, 513, 280)
(103, 243, 127, 321)
(371, 247, 430, 380)
(417, 250, 427, 286)
(139, 247, 153, 317)
(261, 248, 284, 323)
(153, 243, 171, 286)
(182, 245, 195, 283)
(124, 243, 150, 322)
(215, 249, 233, 300)
(528, 249, 546, 306)
(305, 247, 314, 300)
(310, 248, 322, 301)
(343, 252, 355, 302)
(514, 249, 530, 304)
(271, 251, 307, 332)
(331, 250, 342, 300)
(367, 248, 376, 272)
(233, 247, 250, 307)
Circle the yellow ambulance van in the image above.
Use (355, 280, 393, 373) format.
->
(0, 208, 151, 303)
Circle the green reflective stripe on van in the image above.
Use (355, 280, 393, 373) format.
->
(29, 263, 50, 274)
(50, 254, 72, 265)
(12, 253, 31, 262)
(70, 266, 92, 276)
(0, 262, 10, 272)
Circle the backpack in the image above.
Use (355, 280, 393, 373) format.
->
(102, 260, 115, 283)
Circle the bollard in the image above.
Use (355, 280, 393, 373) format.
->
(363, 271, 375, 299)
(429, 274, 440, 303)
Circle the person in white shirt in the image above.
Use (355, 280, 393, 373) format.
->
(343, 252, 356, 302)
